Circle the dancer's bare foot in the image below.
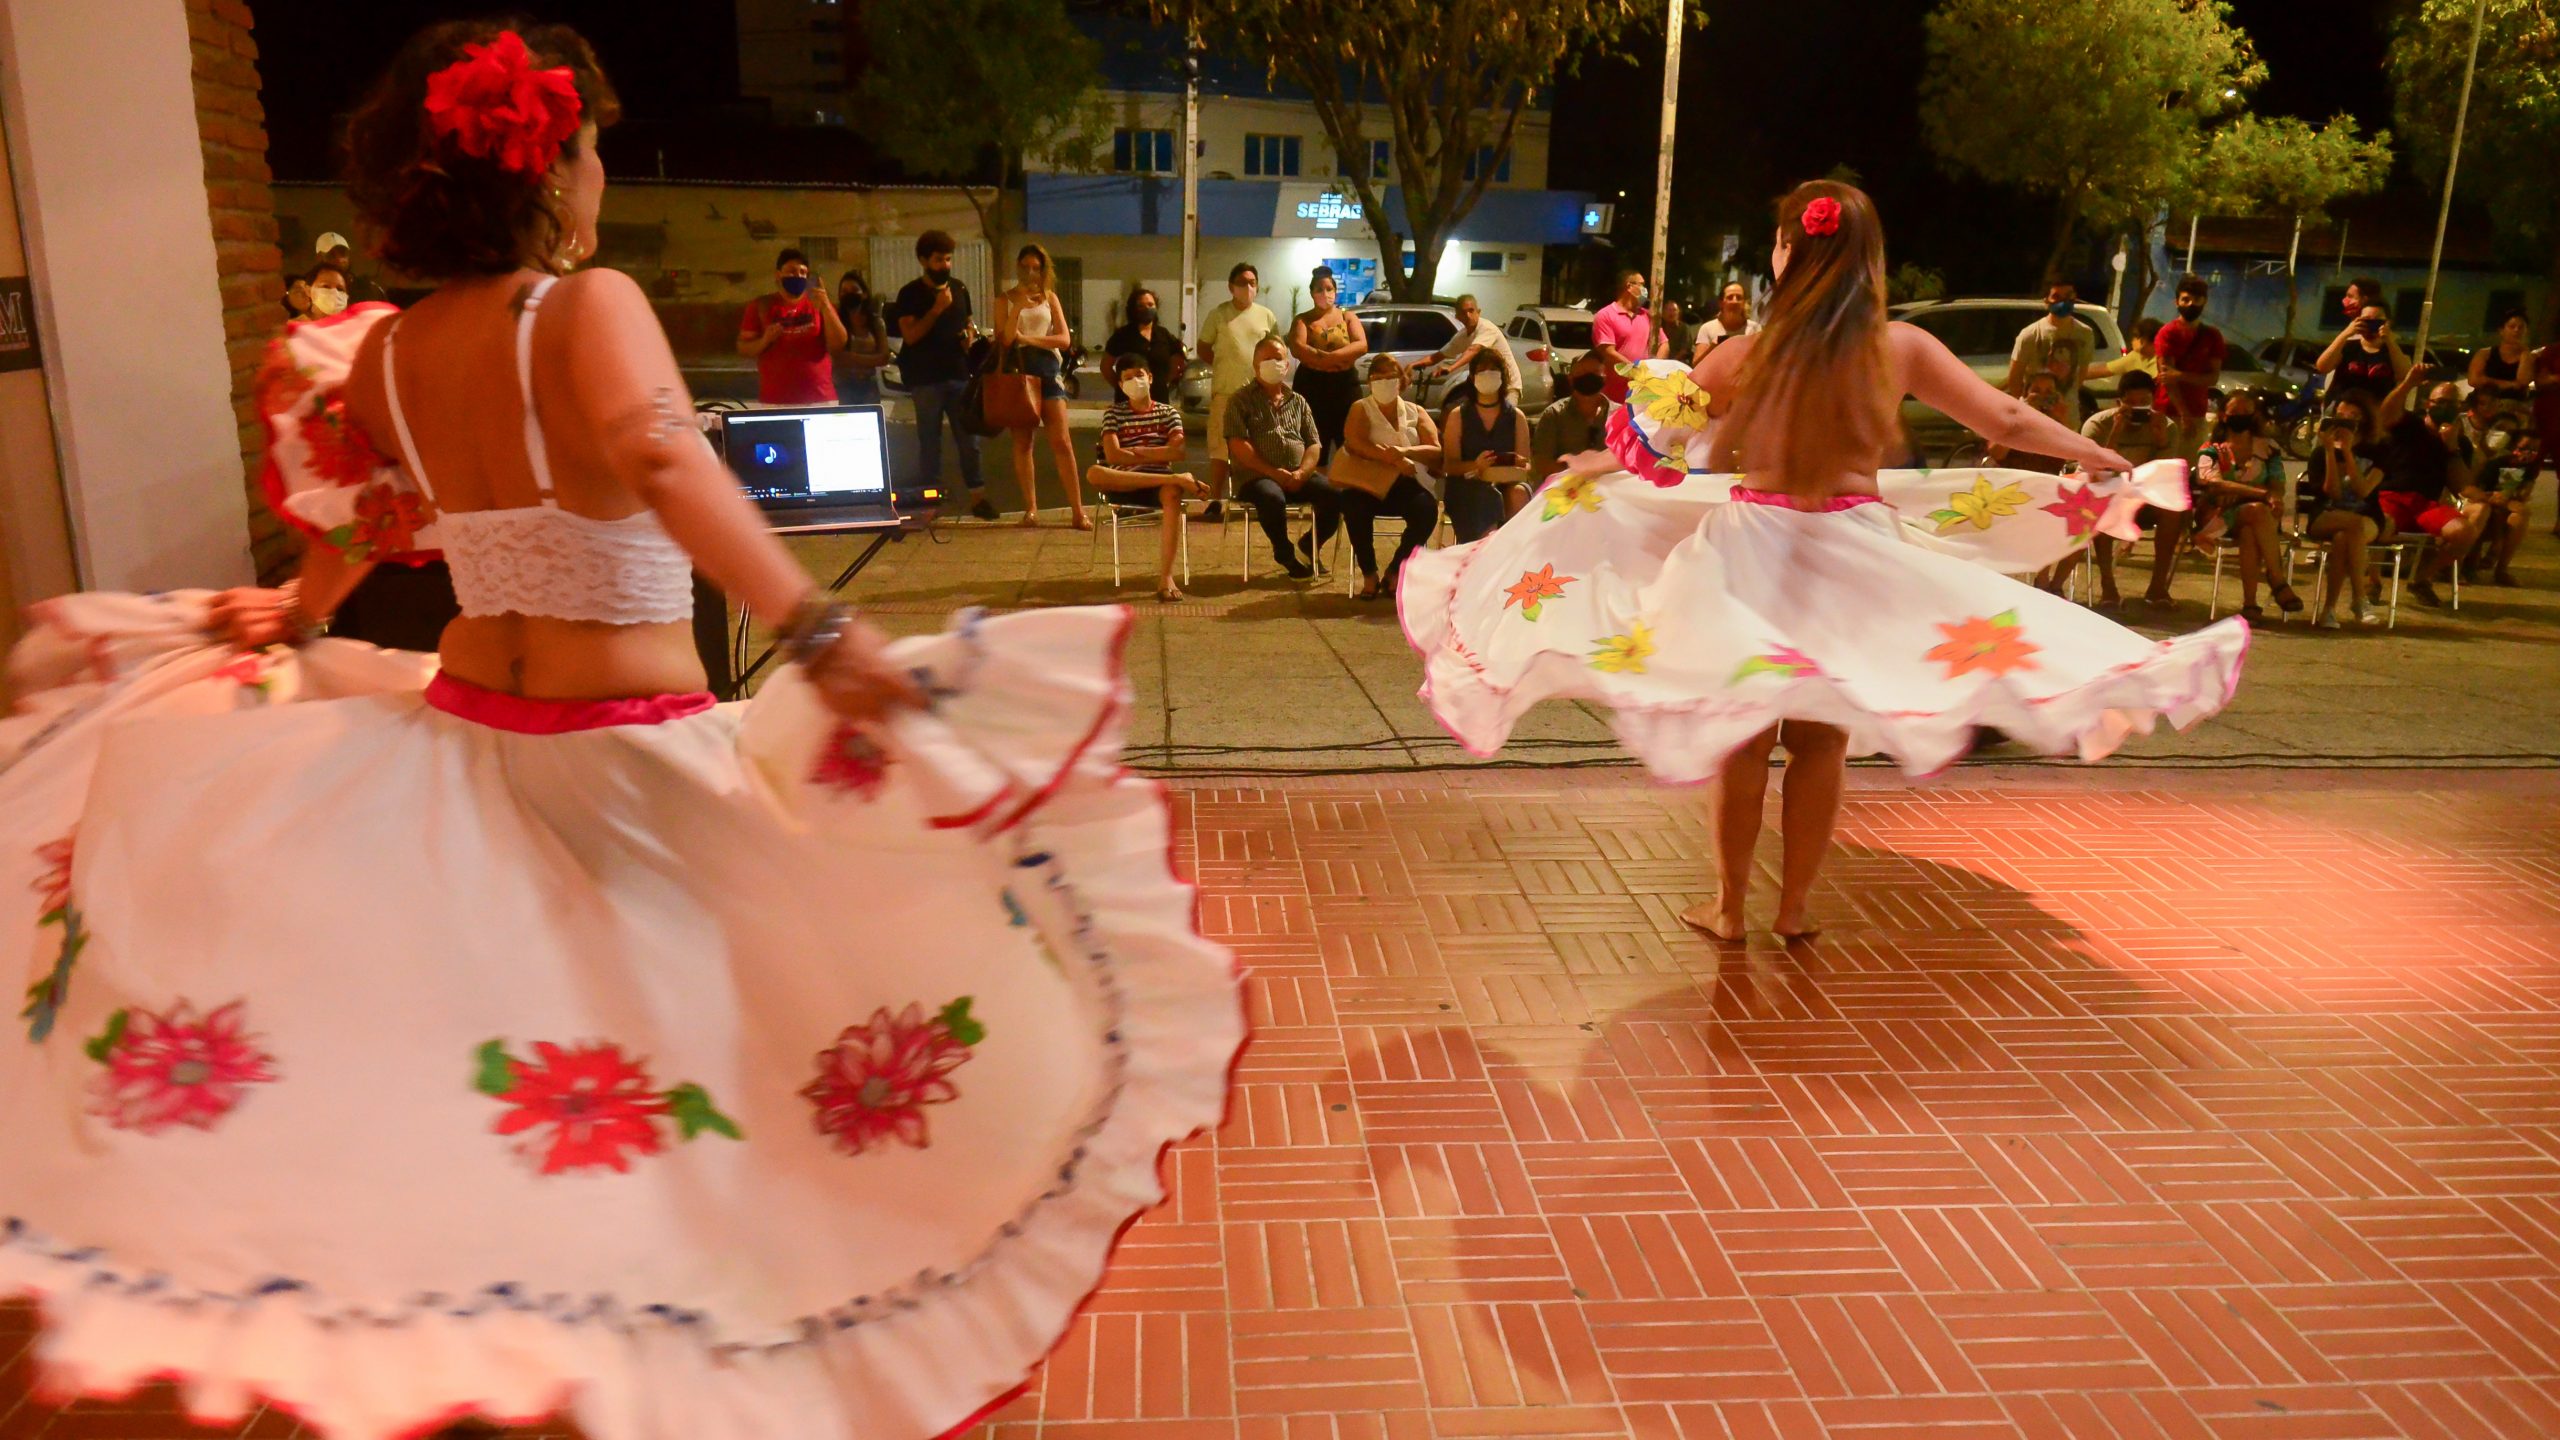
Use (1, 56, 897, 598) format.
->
(1679, 899, 1748, 940)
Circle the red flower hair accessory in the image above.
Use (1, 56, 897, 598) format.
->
(1801, 197, 1843, 237)
(422, 31, 583, 177)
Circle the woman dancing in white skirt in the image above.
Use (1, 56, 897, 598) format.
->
(0, 22, 1241, 1440)
(1399, 180, 2247, 940)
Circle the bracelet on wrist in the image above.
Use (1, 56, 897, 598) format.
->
(776, 593, 854, 668)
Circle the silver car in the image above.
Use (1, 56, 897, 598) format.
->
(1504, 306, 1596, 409)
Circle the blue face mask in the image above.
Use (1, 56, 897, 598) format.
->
(780, 275, 810, 298)
(2048, 300, 2074, 319)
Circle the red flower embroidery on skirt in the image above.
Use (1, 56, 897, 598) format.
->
(298, 393, 389, 488)
(810, 724, 891, 798)
(2042, 481, 2109, 538)
(350, 484, 430, 556)
(87, 1000, 279, 1134)
(32, 836, 74, 917)
(802, 999, 985, 1156)
(490, 1041, 672, 1175)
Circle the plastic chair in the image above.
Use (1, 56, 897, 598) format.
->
(1226, 487, 1347, 585)
(2366, 534, 2460, 629)
(1089, 491, 1190, 589)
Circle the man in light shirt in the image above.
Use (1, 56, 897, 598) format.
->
(2003, 278, 2098, 427)
(1198, 262, 1280, 519)
(1421, 294, 1519, 408)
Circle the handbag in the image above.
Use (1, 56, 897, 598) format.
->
(1330, 399, 1407, 499)
(980, 344, 1043, 432)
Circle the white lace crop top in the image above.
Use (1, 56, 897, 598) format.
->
(378, 276, 695, 625)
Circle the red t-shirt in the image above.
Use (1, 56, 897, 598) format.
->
(2152, 318, 2226, 420)
(741, 294, 836, 405)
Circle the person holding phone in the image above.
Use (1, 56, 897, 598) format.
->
(1439, 349, 1533, 542)
(2302, 392, 2387, 627)
(2316, 279, 2408, 402)
(2195, 391, 2303, 620)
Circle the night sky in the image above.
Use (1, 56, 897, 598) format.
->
(254, 0, 2396, 290)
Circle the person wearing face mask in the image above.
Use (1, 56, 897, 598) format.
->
(831, 269, 890, 405)
(2194, 392, 2303, 621)
(890, 231, 995, 521)
(1224, 334, 1339, 578)
(1438, 350, 1534, 542)
(1289, 266, 1370, 455)
(1690, 281, 1758, 363)
(1420, 293, 1521, 409)
(1102, 287, 1185, 405)
(284, 262, 353, 321)
(1985, 370, 2074, 473)
(1087, 354, 1205, 602)
(1590, 270, 1664, 403)
(2046, 369, 2177, 607)
(2002, 279, 2096, 427)
(1531, 351, 1619, 484)
(2368, 366, 2483, 607)
(2315, 278, 2407, 402)
(736, 245, 847, 405)
(2154, 274, 2228, 471)
(1200, 262, 1280, 521)
(1334, 354, 1444, 601)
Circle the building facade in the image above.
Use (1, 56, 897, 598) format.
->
(2146, 210, 2551, 355)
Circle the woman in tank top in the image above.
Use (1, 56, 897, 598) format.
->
(995, 242, 1089, 529)
(1288, 266, 1368, 455)
(2469, 309, 2538, 414)
(1437, 349, 1533, 543)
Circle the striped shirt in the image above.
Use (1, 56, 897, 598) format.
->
(1101, 401, 1184, 474)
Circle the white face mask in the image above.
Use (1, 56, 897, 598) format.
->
(1368, 378, 1400, 405)
(308, 287, 348, 316)
(1473, 372, 1502, 397)
(1120, 375, 1152, 401)
(1256, 358, 1287, 385)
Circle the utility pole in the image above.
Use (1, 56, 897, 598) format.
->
(2415, 0, 2489, 360)
(2183, 213, 2199, 276)
(1649, 0, 1683, 316)
(1181, 16, 1202, 344)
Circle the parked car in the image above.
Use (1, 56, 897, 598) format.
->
(1176, 303, 1466, 414)
(1504, 306, 1596, 409)
(1889, 299, 2129, 463)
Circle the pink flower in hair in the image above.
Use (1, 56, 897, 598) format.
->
(1801, 197, 1843, 237)
(423, 31, 584, 177)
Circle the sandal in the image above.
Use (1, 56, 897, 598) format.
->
(2238, 603, 2265, 622)
(2270, 584, 2304, 614)
(1155, 585, 1185, 604)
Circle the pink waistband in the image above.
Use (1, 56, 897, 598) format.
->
(1729, 487, 1883, 512)
(424, 672, 717, 734)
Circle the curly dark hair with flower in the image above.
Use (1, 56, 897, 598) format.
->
(343, 19, 620, 281)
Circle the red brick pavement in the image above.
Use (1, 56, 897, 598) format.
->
(8, 768, 2560, 1439)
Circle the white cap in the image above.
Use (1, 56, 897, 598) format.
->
(314, 232, 350, 255)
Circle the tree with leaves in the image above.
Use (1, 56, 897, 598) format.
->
(2390, 0, 2560, 332)
(2191, 114, 2392, 360)
(852, 0, 1106, 255)
(1920, 0, 2263, 282)
(1147, 0, 1681, 300)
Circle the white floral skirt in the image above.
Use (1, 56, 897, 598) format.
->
(1398, 464, 2251, 782)
(0, 598, 1242, 1440)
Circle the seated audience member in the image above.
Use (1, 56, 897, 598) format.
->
(1988, 370, 2077, 474)
(2042, 369, 2174, 603)
(2302, 392, 2387, 627)
(1438, 350, 1535, 543)
(1532, 352, 1619, 484)
(1225, 335, 1341, 580)
(1334, 355, 1444, 602)
(1089, 354, 1205, 604)
(2477, 427, 2537, 587)
(2194, 390, 2303, 620)
(2370, 367, 2484, 608)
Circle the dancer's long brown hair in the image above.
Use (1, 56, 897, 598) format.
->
(1721, 180, 1894, 491)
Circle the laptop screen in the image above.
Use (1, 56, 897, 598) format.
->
(721, 406, 893, 521)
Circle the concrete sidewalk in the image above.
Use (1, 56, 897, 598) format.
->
(781, 476, 2560, 776)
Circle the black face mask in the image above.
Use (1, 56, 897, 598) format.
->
(841, 290, 866, 309)
(2224, 416, 2259, 435)
(2177, 304, 2204, 321)
(1571, 373, 1607, 396)
(926, 265, 953, 285)
(1130, 306, 1157, 326)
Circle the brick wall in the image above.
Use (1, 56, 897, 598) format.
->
(187, 0, 290, 580)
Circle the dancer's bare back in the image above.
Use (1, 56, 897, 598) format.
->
(1690, 324, 2130, 496)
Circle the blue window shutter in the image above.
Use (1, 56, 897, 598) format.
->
(1284, 137, 1301, 176)
(1113, 130, 1132, 172)
(1156, 131, 1174, 173)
